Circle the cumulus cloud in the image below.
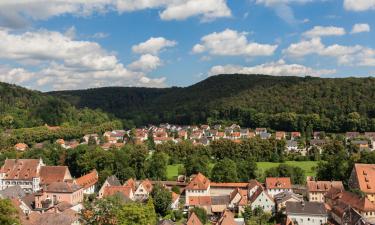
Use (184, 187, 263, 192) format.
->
(0, 29, 166, 90)
(208, 59, 336, 77)
(192, 29, 277, 57)
(344, 0, 375, 11)
(303, 26, 346, 38)
(0, 0, 232, 28)
(158, 0, 231, 22)
(284, 37, 375, 66)
(128, 54, 162, 72)
(132, 37, 177, 55)
(351, 23, 370, 34)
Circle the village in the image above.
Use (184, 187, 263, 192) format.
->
(2, 124, 375, 225)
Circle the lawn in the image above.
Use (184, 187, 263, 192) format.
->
(166, 161, 319, 180)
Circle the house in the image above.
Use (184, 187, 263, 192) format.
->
(306, 180, 344, 202)
(0, 158, 45, 193)
(0, 185, 26, 199)
(185, 212, 203, 225)
(40, 166, 72, 186)
(83, 134, 99, 144)
(249, 185, 275, 213)
(240, 129, 249, 138)
(352, 140, 370, 151)
(349, 164, 375, 202)
(158, 220, 176, 225)
(102, 186, 134, 201)
(286, 201, 328, 225)
(187, 196, 212, 213)
(134, 179, 153, 200)
(290, 132, 301, 140)
(229, 188, 248, 215)
(365, 132, 375, 150)
(276, 131, 286, 140)
(260, 132, 272, 140)
(211, 195, 230, 214)
(14, 143, 28, 151)
(201, 125, 210, 130)
(325, 187, 375, 224)
(274, 191, 302, 212)
(255, 128, 267, 135)
(286, 140, 298, 152)
(124, 178, 136, 192)
(230, 132, 241, 140)
(75, 169, 98, 195)
(265, 177, 292, 197)
(171, 192, 180, 210)
(178, 130, 188, 139)
(98, 175, 121, 198)
(185, 173, 210, 205)
(216, 209, 237, 225)
(34, 182, 83, 210)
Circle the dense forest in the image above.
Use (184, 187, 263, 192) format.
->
(51, 74, 375, 132)
(0, 82, 114, 129)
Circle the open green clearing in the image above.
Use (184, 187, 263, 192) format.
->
(167, 161, 319, 180)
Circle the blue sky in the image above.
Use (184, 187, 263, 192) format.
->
(0, 0, 374, 91)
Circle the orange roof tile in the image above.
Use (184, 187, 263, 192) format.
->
(40, 166, 70, 185)
(210, 182, 249, 188)
(266, 177, 292, 189)
(216, 209, 237, 225)
(103, 186, 133, 199)
(0, 159, 41, 180)
(186, 173, 210, 190)
(140, 179, 153, 193)
(186, 212, 203, 225)
(353, 164, 375, 194)
(307, 181, 344, 193)
(188, 196, 211, 206)
(124, 178, 136, 192)
(75, 169, 98, 189)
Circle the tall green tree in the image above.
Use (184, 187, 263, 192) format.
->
(151, 184, 172, 217)
(0, 199, 21, 225)
(211, 158, 238, 182)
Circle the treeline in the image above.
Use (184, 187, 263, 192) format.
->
(0, 82, 113, 130)
(0, 121, 122, 149)
(52, 74, 375, 132)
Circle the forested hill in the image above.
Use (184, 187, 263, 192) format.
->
(0, 82, 112, 129)
(51, 74, 375, 132)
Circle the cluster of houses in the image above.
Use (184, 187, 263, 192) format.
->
(13, 124, 375, 156)
(2, 157, 375, 225)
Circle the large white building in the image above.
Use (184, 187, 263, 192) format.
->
(0, 159, 44, 193)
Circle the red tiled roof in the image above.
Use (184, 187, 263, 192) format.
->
(353, 164, 375, 194)
(140, 179, 153, 193)
(230, 188, 248, 206)
(186, 173, 210, 190)
(266, 177, 292, 189)
(0, 159, 41, 180)
(325, 187, 375, 212)
(46, 182, 82, 193)
(307, 181, 344, 193)
(216, 209, 237, 225)
(40, 166, 70, 185)
(210, 182, 249, 188)
(75, 170, 98, 189)
(249, 186, 274, 203)
(124, 178, 136, 192)
(188, 196, 211, 206)
(103, 186, 133, 199)
(186, 212, 203, 225)
(14, 143, 28, 151)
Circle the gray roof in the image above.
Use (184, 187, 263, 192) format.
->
(260, 132, 271, 139)
(0, 185, 26, 199)
(211, 195, 230, 205)
(286, 201, 327, 216)
(310, 139, 326, 146)
(106, 175, 121, 186)
(158, 220, 176, 225)
(274, 191, 302, 203)
(286, 140, 298, 147)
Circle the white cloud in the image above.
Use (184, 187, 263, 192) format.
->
(303, 26, 346, 38)
(132, 37, 177, 55)
(344, 0, 375, 11)
(158, 0, 231, 22)
(192, 29, 277, 57)
(0, 29, 166, 90)
(91, 32, 110, 39)
(208, 59, 336, 77)
(0, 0, 232, 28)
(284, 37, 375, 66)
(128, 54, 162, 72)
(351, 23, 370, 34)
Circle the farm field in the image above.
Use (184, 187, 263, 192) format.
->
(167, 161, 319, 180)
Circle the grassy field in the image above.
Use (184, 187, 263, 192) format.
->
(167, 161, 319, 180)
